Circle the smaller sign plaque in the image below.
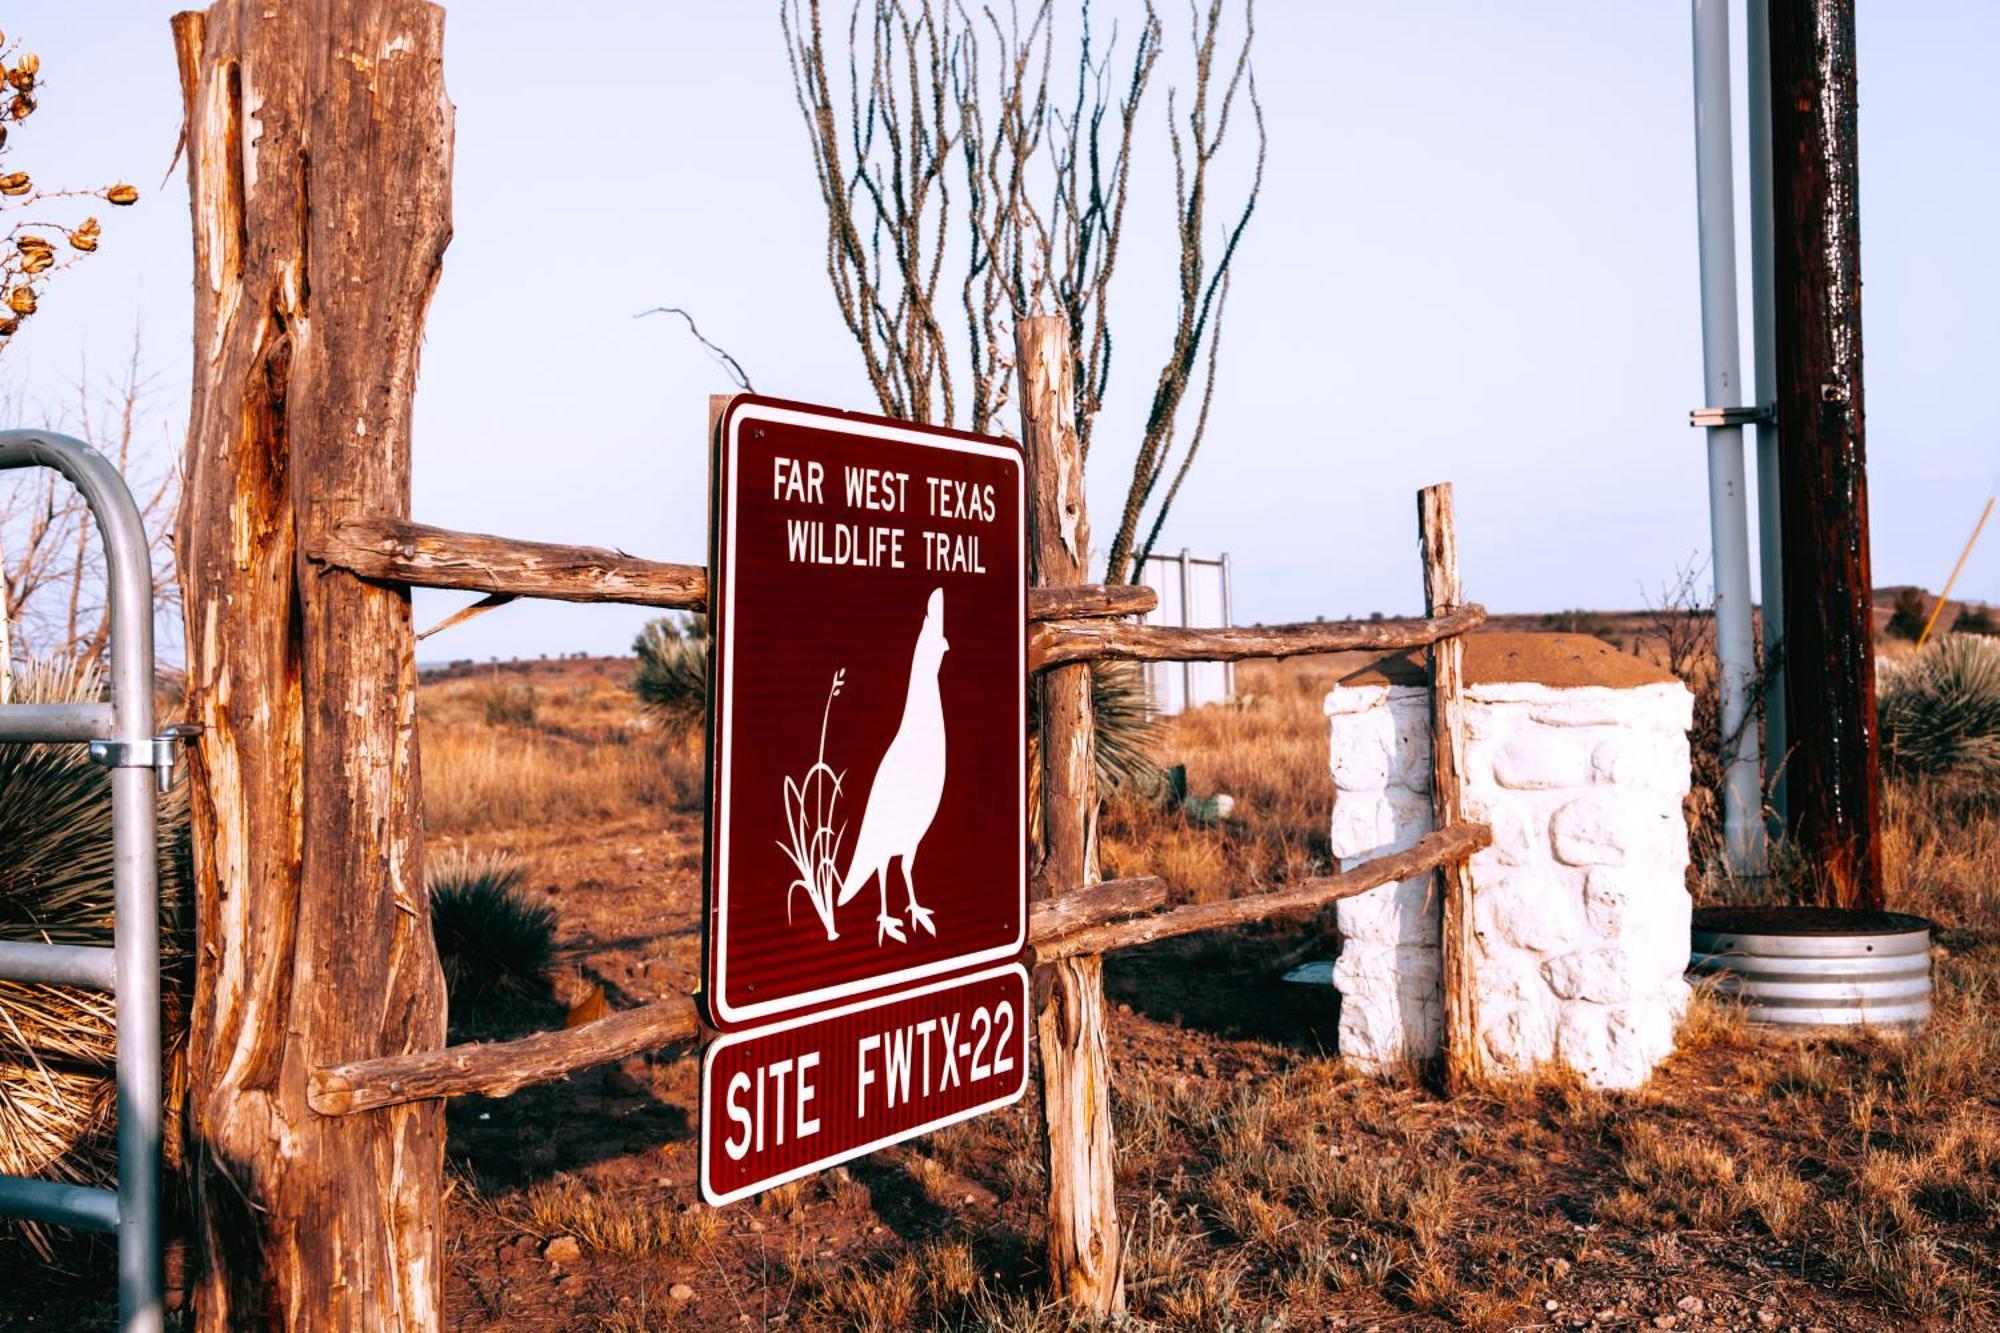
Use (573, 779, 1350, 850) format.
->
(699, 964, 1030, 1206)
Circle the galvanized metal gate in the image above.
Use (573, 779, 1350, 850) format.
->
(0, 430, 177, 1333)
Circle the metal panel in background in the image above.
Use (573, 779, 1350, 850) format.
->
(1137, 551, 1236, 716)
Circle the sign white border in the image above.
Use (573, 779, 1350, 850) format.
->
(699, 963, 1031, 1206)
(710, 400, 1028, 1026)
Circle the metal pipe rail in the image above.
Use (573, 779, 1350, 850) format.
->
(0, 429, 166, 1333)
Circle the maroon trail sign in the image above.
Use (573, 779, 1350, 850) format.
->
(703, 396, 1027, 1030)
(700, 964, 1029, 1204)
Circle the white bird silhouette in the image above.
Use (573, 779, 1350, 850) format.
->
(839, 587, 950, 943)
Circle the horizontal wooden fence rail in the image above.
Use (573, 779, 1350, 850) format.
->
(308, 516, 1158, 623)
(309, 875, 1170, 1116)
(1027, 604, 1488, 671)
(312, 820, 1490, 1116)
(313, 517, 707, 608)
(313, 811, 1490, 1118)
(310, 989, 708, 1117)
(1029, 821, 1491, 963)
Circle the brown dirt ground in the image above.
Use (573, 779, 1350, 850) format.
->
(6, 647, 1996, 1331)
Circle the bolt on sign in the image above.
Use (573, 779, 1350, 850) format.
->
(700, 397, 1028, 1201)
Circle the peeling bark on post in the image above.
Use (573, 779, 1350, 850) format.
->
(1419, 484, 1482, 1094)
(1016, 315, 1123, 1313)
(173, 5, 453, 1328)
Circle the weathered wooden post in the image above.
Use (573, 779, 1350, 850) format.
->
(1016, 315, 1123, 1312)
(1419, 484, 1481, 1092)
(172, 4, 452, 1327)
(1767, 0, 1884, 910)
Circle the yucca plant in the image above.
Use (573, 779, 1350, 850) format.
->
(0, 658, 190, 1260)
(1090, 661, 1163, 794)
(428, 848, 556, 1024)
(632, 613, 707, 734)
(1879, 634, 2000, 779)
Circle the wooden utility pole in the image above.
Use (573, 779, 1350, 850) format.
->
(1768, 0, 1884, 910)
(1016, 315, 1123, 1313)
(1419, 484, 1480, 1092)
(172, 4, 453, 1328)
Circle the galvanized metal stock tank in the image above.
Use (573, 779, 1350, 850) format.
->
(1689, 907, 1934, 1032)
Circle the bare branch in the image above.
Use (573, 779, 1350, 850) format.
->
(636, 306, 758, 392)
(781, 0, 1260, 567)
(1103, 0, 1262, 582)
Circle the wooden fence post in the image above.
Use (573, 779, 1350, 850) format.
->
(1419, 483, 1482, 1093)
(1016, 315, 1123, 1313)
(173, 5, 452, 1328)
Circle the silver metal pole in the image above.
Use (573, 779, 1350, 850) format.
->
(1690, 0, 1766, 874)
(0, 430, 163, 1333)
(1219, 552, 1236, 700)
(0, 700, 116, 742)
(1178, 548, 1194, 712)
(0, 1176, 120, 1232)
(0, 939, 118, 990)
(1747, 0, 1787, 828)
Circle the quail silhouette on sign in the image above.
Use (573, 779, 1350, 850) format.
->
(840, 586, 950, 943)
(777, 587, 952, 946)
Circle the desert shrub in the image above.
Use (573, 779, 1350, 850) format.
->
(632, 614, 707, 733)
(0, 659, 191, 1258)
(474, 680, 537, 727)
(1886, 586, 1930, 641)
(427, 848, 555, 1009)
(1878, 634, 2000, 778)
(1953, 603, 1996, 635)
(1539, 608, 1622, 647)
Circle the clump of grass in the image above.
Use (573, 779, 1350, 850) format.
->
(427, 849, 554, 1010)
(508, 1174, 717, 1257)
(474, 680, 538, 727)
(905, 1152, 952, 1206)
(802, 1238, 980, 1332)
(1607, 1119, 1740, 1231)
(1878, 634, 2000, 778)
(632, 614, 707, 734)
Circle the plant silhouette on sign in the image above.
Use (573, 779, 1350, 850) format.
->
(780, 668, 849, 940)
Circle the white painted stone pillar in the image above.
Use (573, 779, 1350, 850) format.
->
(1324, 634, 1695, 1090)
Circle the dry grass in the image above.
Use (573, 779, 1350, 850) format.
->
(1099, 656, 1352, 903)
(801, 1237, 980, 1332)
(500, 1173, 720, 1259)
(420, 661, 702, 834)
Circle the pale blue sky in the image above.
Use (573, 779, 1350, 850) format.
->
(7, 2, 1996, 662)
